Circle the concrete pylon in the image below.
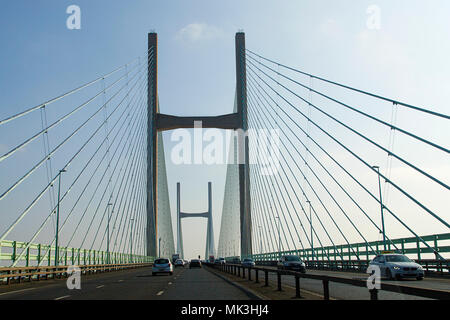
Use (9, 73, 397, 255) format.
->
(177, 182, 215, 260)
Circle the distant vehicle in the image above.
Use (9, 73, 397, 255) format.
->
(171, 253, 180, 264)
(242, 258, 255, 267)
(217, 257, 226, 264)
(152, 258, 173, 276)
(209, 255, 215, 263)
(190, 259, 202, 268)
(277, 255, 306, 273)
(369, 253, 424, 280)
(174, 259, 184, 267)
(230, 257, 241, 264)
(183, 259, 189, 266)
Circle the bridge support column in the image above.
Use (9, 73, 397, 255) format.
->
(235, 32, 252, 259)
(146, 32, 158, 257)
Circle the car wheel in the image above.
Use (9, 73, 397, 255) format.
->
(417, 276, 424, 281)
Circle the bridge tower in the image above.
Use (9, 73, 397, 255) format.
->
(177, 182, 215, 259)
(146, 32, 252, 259)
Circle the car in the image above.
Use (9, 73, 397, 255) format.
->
(242, 258, 255, 267)
(152, 258, 173, 276)
(217, 257, 226, 264)
(277, 255, 306, 273)
(183, 259, 189, 266)
(369, 253, 424, 280)
(230, 258, 241, 264)
(174, 259, 185, 267)
(190, 259, 202, 268)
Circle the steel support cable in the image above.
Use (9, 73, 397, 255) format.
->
(0, 58, 148, 164)
(246, 54, 449, 154)
(248, 84, 374, 259)
(93, 140, 145, 253)
(76, 105, 146, 255)
(87, 82, 148, 251)
(248, 102, 334, 260)
(246, 49, 450, 120)
(247, 58, 450, 192)
(0, 47, 153, 126)
(0, 67, 148, 244)
(248, 140, 296, 252)
(37, 94, 145, 266)
(109, 101, 149, 254)
(250, 165, 275, 254)
(246, 68, 446, 260)
(247, 117, 307, 253)
(62, 100, 146, 257)
(0, 64, 147, 203)
(115, 158, 145, 254)
(99, 130, 146, 253)
(250, 157, 290, 254)
(249, 157, 286, 253)
(248, 152, 277, 254)
(73, 117, 145, 263)
(247, 120, 278, 254)
(133, 167, 147, 256)
(248, 87, 342, 259)
(251, 197, 267, 255)
(248, 81, 379, 258)
(246, 62, 450, 230)
(247, 70, 399, 251)
(12, 87, 145, 267)
(96, 95, 147, 253)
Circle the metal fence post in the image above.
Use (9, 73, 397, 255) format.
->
(277, 271, 282, 291)
(370, 289, 378, 300)
(255, 269, 259, 283)
(248, 267, 251, 281)
(295, 275, 301, 298)
(264, 270, 269, 287)
(323, 280, 330, 300)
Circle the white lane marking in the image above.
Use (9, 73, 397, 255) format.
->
(168, 282, 172, 285)
(0, 287, 36, 296)
(96, 285, 105, 289)
(118, 280, 124, 282)
(156, 290, 164, 296)
(54, 295, 70, 300)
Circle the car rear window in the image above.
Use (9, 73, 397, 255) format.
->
(155, 259, 169, 264)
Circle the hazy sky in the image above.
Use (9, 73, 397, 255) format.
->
(1, 1, 449, 260)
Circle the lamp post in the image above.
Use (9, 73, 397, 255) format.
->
(276, 216, 280, 260)
(55, 169, 66, 266)
(130, 218, 134, 263)
(107, 202, 112, 264)
(158, 237, 161, 258)
(306, 200, 314, 261)
(373, 166, 386, 251)
(258, 225, 263, 255)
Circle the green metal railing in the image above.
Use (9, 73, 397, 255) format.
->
(0, 240, 154, 267)
(247, 233, 450, 262)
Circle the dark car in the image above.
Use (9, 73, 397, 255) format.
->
(189, 259, 202, 268)
(277, 255, 306, 273)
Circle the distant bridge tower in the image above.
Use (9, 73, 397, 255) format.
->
(177, 182, 215, 259)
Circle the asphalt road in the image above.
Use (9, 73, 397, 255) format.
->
(263, 267, 450, 300)
(0, 266, 254, 300)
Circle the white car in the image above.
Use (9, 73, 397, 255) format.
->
(174, 259, 185, 267)
(152, 258, 173, 276)
(369, 253, 424, 280)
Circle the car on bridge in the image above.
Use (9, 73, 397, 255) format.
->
(277, 255, 306, 273)
(189, 259, 202, 268)
(174, 259, 185, 267)
(242, 258, 255, 267)
(152, 258, 173, 276)
(369, 253, 424, 280)
(215, 257, 226, 265)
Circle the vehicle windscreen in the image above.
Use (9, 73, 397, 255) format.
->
(155, 259, 169, 264)
(243, 259, 253, 262)
(385, 255, 412, 263)
(285, 255, 301, 261)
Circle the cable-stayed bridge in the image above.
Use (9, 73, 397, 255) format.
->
(0, 32, 448, 300)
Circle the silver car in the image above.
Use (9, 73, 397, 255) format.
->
(152, 258, 173, 276)
(369, 254, 424, 280)
(277, 255, 306, 273)
(242, 258, 255, 267)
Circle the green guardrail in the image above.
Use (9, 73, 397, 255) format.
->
(0, 240, 154, 267)
(237, 233, 450, 262)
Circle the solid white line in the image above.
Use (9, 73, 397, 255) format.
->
(156, 290, 164, 296)
(96, 285, 105, 289)
(0, 287, 37, 296)
(118, 280, 124, 282)
(168, 282, 172, 285)
(54, 295, 70, 300)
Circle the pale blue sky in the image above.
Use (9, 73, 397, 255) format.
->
(1, 1, 449, 260)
